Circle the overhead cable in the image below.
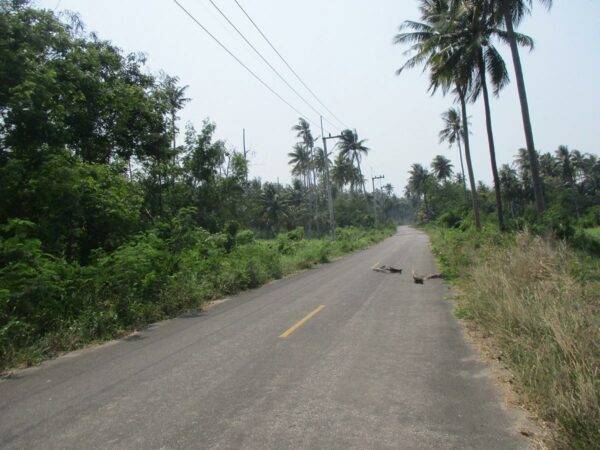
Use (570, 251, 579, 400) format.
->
(206, 0, 338, 131)
(232, 0, 349, 130)
(172, 0, 321, 129)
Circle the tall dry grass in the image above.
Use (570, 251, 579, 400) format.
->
(432, 229, 600, 449)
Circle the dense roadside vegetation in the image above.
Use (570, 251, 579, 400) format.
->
(395, 1, 599, 447)
(0, 2, 402, 371)
(1, 222, 393, 371)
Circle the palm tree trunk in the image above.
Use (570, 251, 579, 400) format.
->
(456, 137, 467, 199)
(502, 0, 545, 213)
(355, 155, 366, 194)
(478, 54, 506, 230)
(459, 90, 481, 229)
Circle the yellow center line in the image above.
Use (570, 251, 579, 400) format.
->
(280, 305, 326, 338)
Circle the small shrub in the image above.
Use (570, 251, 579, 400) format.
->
(286, 226, 305, 241)
(235, 229, 255, 245)
(580, 206, 600, 228)
(437, 211, 462, 229)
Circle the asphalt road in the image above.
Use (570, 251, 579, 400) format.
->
(0, 226, 528, 449)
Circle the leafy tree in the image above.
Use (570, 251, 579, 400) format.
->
(158, 73, 190, 153)
(0, 1, 169, 165)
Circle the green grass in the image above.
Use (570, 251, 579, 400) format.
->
(429, 226, 600, 449)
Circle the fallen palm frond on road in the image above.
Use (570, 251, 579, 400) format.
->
(372, 264, 403, 274)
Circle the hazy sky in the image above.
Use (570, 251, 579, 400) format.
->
(37, 0, 600, 193)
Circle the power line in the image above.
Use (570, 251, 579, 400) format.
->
(232, 0, 349, 130)
(172, 0, 320, 129)
(205, 0, 338, 131)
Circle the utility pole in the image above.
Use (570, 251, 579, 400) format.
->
(242, 128, 248, 182)
(372, 174, 384, 226)
(321, 116, 343, 241)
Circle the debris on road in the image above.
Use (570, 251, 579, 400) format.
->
(412, 270, 444, 284)
(412, 270, 424, 284)
(372, 265, 403, 274)
(425, 273, 443, 280)
(372, 265, 443, 284)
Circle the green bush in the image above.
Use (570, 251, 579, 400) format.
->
(0, 220, 72, 351)
(572, 228, 600, 257)
(437, 211, 462, 229)
(580, 206, 600, 228)
(235, 229, 255, 245)
(286, 226, 305, 241)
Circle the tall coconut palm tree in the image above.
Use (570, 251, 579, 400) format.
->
(492, 0, 552, 214)
(407, 163, 432, 210)
(539, 151, 558, 178)
(331, 152, 361, 193)
(581, 153, 598, 188)
(292, 118, 320, 233)
(555, 145, 582, 216)
(408, 164, 431, 197)
(435, 0, 533, 231)
(338, 129, 369, 193)
(431, 155, 454, 182)
(260, 183, 289, 236)
(570, 149, 585, 184)
(555, 145, 575, 186)
(394, 0, 481, 228)
(515, 147, 534, 200)
(288, 143, 311, 189)
(439, 107, 467, 193)
(383, 183, 395, 197)
(454, 83, 481, 229)
(499, 163, 522, 218)
(292, 118, 316, 187)
(313, 146, 331, 180)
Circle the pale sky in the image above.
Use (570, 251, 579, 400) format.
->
(37, 0, 600, 193)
